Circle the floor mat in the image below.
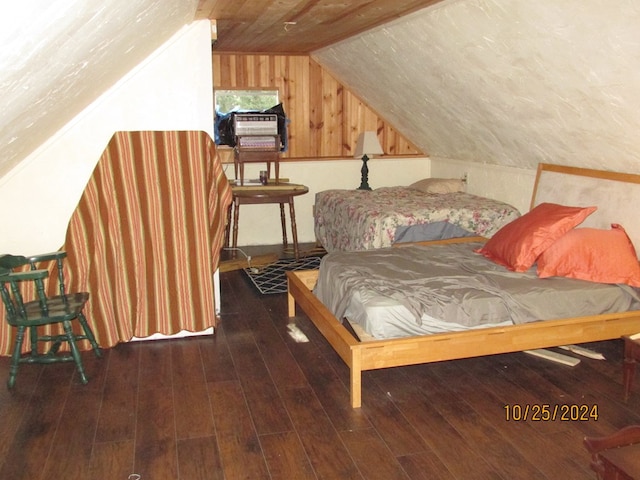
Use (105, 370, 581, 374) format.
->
(244, 256, 322, 294)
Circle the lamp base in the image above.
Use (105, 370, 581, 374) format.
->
(357, 154, 372, 191)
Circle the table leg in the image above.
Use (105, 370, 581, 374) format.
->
(624, 359, 636, 401)
(232, 198, 240, 255)
(289, 197, 300, 260)
(224, 203, 232, 248)
(280, 203, 288, 249)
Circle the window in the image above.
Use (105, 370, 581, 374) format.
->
(214, 89, 286, 151)
(215, 89, 279, 114)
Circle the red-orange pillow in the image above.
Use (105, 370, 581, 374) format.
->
(537, 224, 640, 286)
(475, 203, 597, 272)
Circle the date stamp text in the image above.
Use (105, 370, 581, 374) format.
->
(504, 403, 598, 421)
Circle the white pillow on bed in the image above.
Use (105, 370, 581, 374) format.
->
(409, 178, 464, 194)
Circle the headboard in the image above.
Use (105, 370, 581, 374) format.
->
(531, 163, 640, 254)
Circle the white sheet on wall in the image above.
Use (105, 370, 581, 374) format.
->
(534, 169, 640, 254)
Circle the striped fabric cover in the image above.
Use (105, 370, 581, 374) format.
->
(0, 131, 232, 354)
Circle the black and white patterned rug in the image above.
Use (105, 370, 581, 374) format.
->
(244, 256, 323, 294)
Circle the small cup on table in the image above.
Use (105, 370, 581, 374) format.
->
(259, 170, 268, 185)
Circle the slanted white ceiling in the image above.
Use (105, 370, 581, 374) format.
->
(0, 0, 197, 179)
(314, 0, 640, 173)
(2, 0, 640, 181)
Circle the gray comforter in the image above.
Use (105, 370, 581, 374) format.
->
(314, 243, 640, 328)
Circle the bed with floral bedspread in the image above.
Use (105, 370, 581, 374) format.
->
(314, 187, 521, 252)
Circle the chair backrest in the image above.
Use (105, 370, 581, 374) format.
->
(27, 252, 68, 298)
(0, 254, 50, 326)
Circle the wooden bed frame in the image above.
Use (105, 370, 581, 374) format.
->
(287, 163, 640, 408)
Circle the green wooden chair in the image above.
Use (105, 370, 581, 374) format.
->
(0, 251, 101, 388)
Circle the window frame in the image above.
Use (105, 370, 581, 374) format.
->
(214, 88, 280, 114)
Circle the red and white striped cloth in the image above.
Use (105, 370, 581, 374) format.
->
(0, 131, 232, 354)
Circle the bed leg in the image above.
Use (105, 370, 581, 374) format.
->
(351, 352, 362, 408)
(287, 288, 296, 317)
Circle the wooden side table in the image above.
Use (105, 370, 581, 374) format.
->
(225, 183, 309, 259)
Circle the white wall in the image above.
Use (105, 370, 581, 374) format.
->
(228, 157, 431, 247)
(228, 156, 544, 248)
(0, 20, 214, 255)
(225, 158, 536, 247)
(430, 157, 537, 214)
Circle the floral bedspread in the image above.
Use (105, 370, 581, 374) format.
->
(314, 187, 520, 252)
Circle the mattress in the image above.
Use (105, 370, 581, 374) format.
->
(314, 243, 640, 340)
(314, 187, 520, 252)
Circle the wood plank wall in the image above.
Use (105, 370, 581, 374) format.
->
(212, 53, 423, 162)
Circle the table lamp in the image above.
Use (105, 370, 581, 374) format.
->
(354, 131, 383, 190)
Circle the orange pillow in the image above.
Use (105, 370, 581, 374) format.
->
(537, 224, 640, 287)
(475, 203, 597, 272)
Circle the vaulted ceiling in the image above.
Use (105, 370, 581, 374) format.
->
(2, 0, 639, 181)
(196, 0, 444, 53)
(199, 0, 640, 174)
(0, 1, 441, 179)
(312, 1, 640, 173)
(0, 0, 198, 179)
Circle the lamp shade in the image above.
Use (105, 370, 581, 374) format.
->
(354, 131, 383, 158)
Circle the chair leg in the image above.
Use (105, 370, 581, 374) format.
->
(77, 312, 101, 357)
(29, 325, 38, 356)
(624, 358, 636, 401)
(8, 326, 26, 389)
(62, 320, 88, 384)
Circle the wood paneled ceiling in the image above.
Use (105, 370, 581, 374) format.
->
(197, 0, 444, 53)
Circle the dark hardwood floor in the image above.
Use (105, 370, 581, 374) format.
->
(1, 244, 640, 479)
